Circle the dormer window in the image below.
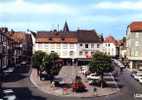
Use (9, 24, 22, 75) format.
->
(49, 38, 52, 41)
(61, 38, 65, 41)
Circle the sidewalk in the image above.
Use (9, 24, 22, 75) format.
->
(30, 67, 120, 97)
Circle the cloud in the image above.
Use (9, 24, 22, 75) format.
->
(79, 15, 118, 23)
(0, 0, 77, 15)
(93, 1, 142, 10)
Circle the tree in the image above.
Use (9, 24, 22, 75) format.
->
(89, 51, 112, 88)
(41, 52, 60, 82)
(122, 36, 126, 42)
(32, 50, 46, 75)
(48, 52, 59, 61)
(32, 51, 60, 82)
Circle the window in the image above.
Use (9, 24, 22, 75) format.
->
(97, 44, 100, 48)
(38, 44, 42, 48)
(61, 38, 65, 41)
(91, 52, 94, 55)
(85, 51, 88, 55)
(80, 44, 83, 46)
(108, 52, 110, 55)
(63, 44, 67, 49)
(62, 51, 67, 56)
(135, 51, 138, 56)
(136, 32, 139, 38)
(49, 38, 52, 41)
(51, 44, 55, 49)
(85, 44, 88, 48)
(108, 44, 110, 47)
(44, 44, 48, 49)
(56, 44, 61, 49)
(70, 44, 74, 49)
(91, 44, 94, 48)
(69, 51, 74, 56)
(135, 41, 139, 46)
(79, 51, 83, 56)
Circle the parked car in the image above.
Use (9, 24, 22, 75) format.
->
(138, 78, 142, 83)
(133, 72, 142, 80)
(87, 73, 100, 80)
(135, 75, 142, 80)
(138, 67, 142, 71)
(131, 71, 137, 77)
(88, 79, 100, 85)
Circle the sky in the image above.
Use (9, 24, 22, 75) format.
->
(0, 0, 142, 39)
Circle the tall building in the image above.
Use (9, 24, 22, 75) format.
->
(126, 21, 142, 69)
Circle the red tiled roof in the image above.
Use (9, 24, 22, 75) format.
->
(36, 30, 102, 43)
(129, 21, 142, 32)
(8, 31, 26, 43)
(36, 31, 78, 43)
(104, 36, 118, 46)
(118, 40, 126, 46)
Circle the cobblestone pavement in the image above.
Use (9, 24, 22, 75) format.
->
(30, 65, 119, 97)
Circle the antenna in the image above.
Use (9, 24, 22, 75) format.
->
(57, 24, 59, 32)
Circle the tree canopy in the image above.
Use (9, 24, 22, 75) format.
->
(89, 51, 112, 74)
(32, 50, 46, 68)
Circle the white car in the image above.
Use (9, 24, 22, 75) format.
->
(134, 74, 142, 80)
(87, 73, 100, 80)
(138, 78, 142, 83)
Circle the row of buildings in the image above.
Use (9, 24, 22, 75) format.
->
(2, 21, 142, 70)
(0, 27, 32, 75)
(32, 22, 121, 65)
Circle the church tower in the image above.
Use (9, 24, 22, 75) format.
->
(63, 21, 69, 33)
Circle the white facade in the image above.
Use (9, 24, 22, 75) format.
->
(103, 43, 117, 56)
(77, 43, 103, 58)
(34, 42, 103, 59)
(34, 43, 78, 59)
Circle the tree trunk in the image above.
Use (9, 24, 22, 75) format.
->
(101, 72, 104, 88)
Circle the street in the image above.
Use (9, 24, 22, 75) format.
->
(1, 61, 142, 100)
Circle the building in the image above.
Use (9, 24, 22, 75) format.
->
(33, 22, 103, 65)
(103, 36, 119, 57)
(8, 31, 33, 64)
(126, 21, 142, 69)
(118, 39, 127, 59)
(0, 27, 20, 75)
(77, 30, 103, 65)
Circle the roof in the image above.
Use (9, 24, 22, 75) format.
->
(8, 31, 26, 43)
(36, 30, 102, 43)
(25, 34, 33, 44)
(63, 21, 69, 33)
(36, 31, 78, 43)
(118, 40, 126, 47)
(104, 36, 118, 46)
(77, 30, 102, 43)
(129, 21, 142, 32)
